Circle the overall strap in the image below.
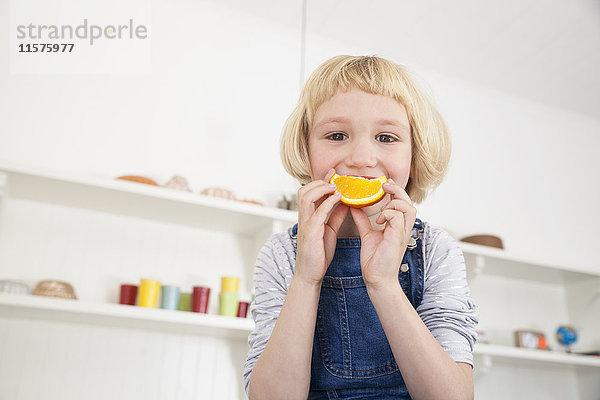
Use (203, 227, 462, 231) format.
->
(398, 217, 424, 308)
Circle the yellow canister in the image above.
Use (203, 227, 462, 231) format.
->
(138, 279, 161, 308)
(221, 276, 240, 293)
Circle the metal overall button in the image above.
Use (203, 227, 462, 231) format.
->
(400, 263, 409, 273)
(407, 237, 417, 250)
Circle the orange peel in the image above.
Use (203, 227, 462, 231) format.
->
(329, 174, 388, 208)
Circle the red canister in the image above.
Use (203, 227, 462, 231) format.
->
(237, 301, 249, 318)
(119, 284, 138, 305)
(192, 286, 211, 313)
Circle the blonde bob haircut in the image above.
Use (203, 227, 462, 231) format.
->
(280, 55, 451, 204)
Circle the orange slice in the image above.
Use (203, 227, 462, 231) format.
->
(329, 174, 388, 208)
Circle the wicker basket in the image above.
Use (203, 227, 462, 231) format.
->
(32, 280, 78, 300)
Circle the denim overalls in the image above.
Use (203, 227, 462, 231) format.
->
(291, 218, 425, 400)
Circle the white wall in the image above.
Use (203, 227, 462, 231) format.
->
(420, 72, 600, 272)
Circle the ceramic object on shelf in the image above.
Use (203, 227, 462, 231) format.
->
(192, 286, 210, 313)
(221, 277, 240, 293)
(460, 234, 504, 249)
(200, 187, 235, 200)
(219, 276, 239, 317)
(219, 292, 239, 317)
(515, 330, 548, 350)
(161, 285, 181, 310)
(237, 301, 249, 318)
(32, 280, 77, 299)
(178, 292, 192, 311)
(116, 175, 159, 186)
(138, 279, 161, 308)
(0, 280, 30, 295)
(164, 175, 192, 192)
(119, 284, 138, 305)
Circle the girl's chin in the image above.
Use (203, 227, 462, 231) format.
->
(350, 201, 385, 225)
(364, 195, 390, 214)
(360, 203, 381, 217)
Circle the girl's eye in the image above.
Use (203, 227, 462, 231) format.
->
(327, 132, 346, 141)
(376, 134, 397, 143)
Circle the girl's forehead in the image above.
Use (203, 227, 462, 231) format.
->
(313, 88, 408, 118)
(314, 86, 404, 110)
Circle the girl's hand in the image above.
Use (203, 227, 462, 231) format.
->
(295, 168, 349, 286)
(350, 179, 416, 290)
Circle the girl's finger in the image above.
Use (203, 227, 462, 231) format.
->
(298, 178, 333, 198)
(350, 207, 373, 238)
(326, 203, 349, 234)
(311, 190, 342, 225)
(324, 168, 336, 183)
(298, 168, 338, 199)
(376, 208, 404, 226)
(298, 182, 338, 222)
(376, 209, 409, 248)
(299, 169, 338, 204)
(382, 180, 412, 204)
(380, 199, 414, 213)
(377, 200, 416, 235)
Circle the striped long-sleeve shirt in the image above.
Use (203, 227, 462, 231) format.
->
(243, 222, 479, 394)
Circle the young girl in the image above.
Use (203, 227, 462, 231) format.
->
(243, 55, 478, 400)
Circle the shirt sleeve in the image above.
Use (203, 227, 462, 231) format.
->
(243, 231, 295, 395)
(416, 224, 479, 366)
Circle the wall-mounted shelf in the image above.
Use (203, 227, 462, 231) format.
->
(474, 343, 600, 368)
(459, 242, 600, 285)
(3, 294, 599, 369)
(0, 161, 298, 236)
(0, 294, 254, 340)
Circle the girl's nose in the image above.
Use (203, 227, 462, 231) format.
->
(346, 137, 376, 168)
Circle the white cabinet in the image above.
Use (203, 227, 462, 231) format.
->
(1, 162, 599, 399)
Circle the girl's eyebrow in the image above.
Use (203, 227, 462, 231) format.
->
(313, 117, 410, 133)
(374, 118, 407, 128)
(313, 117, 351, 128)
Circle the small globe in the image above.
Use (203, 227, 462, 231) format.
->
(556, 325, 578, 346)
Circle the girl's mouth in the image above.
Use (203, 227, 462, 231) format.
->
(348, 174, 377, 179)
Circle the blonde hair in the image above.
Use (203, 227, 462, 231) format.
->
(280, 55, 451, 204)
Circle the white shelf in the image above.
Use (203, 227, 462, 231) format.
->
(459, 242, 600, 284)
(474, 343, 600, 368)
(3, 294, 599, 368)
(0, 294, 254, 341)
(0, 161, 298, 235)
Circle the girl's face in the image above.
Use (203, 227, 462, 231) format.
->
(308, 87, 412, 216)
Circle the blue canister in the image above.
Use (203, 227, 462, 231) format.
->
(160, 285, 181, 310)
